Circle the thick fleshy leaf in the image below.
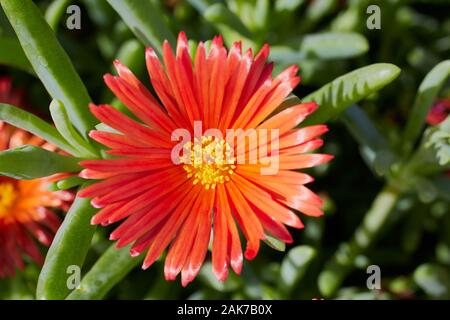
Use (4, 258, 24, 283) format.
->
(301, 63, 401, 125)
(299, 0, 336, 33)
(264, 235, 286, 252)
(37, 194, 97, 300)
(44, 0, 71, 30)
(0, 103, 77, 155)
(0, 0, 97, 137)
(106, 0, 175, 55)
(403, 60, 450, 153)
(0, 145, 81, 179)
(424, 119, 450, 166)
(0, 37, 32, 73)
(300, 32, 368, 60)
(275, 0, 305, 12)
(414, 263, 450, 299)
(66, 245, 142, 300)
(49, 99, 99, 158)
(280, 245, 316, 292)
(56, 176, 86, 190)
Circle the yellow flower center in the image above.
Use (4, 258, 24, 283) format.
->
(0, 182, 17, 218)
(181, 136, 236, 190)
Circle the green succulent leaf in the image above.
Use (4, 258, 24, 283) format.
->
(425, 125, 450, 166)
(275, 0, 305, 13)
(302, 63, 401, 125)
(49, 99, 99, 159)
(45, 0, 71, 31)
(300, 32, 368, 60)
(279, 245, 316, 292)
(264, 235, 286, 252)
(0, 0, 97, 137)
(0, 145, 81, 180)
(66, 245, 142, 300)
(106, 0, 175, 55)
(114, 39, 145, 73)
(414, 263, 450, 299)
(37, 194, 97, 300)
(56, 176, 86, 190)
(403, 60, 450, 154)
(0, 103, 77, 155)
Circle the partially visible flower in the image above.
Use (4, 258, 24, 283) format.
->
(79, 32, 332, 286)
(0, 77, 25, 108)
(0, 76, 73, 278)
(426, 99, 450, 126)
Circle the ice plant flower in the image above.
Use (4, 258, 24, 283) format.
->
(79, 32, 333, 286)
(426, 98, 450, 126)
(0, 76, 26, 108)
(0, 77, 73, 278)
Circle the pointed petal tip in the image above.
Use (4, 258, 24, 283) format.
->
(289, 215, 304, 229)
(285, 236, 294, 244)
(145, 47, 157, 58)
(109, 233, 118, 241)
(212, 34, 223, 47)
(232, 41, 242, 50)
(244, 248, 257, 261)
(78, 169, 90, 179)
(90, 215, 100, 225)
(323, 154, 334, 163)
(113, 60, 130, 76)
(213, 267, 229, 282)
(231, 257, 243, 275)
(129, 249, 141, 257)
(87, 130, 97, 139)
(181, 273, 194, 287)
(90, 198, 103, 209)
(77, 188, 89, 198)
(177, 31, 188, 42)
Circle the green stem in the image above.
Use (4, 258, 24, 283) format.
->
(37, 194, 97, 300)
(66, 245, 142, 300)
(318, 184, 401, 297)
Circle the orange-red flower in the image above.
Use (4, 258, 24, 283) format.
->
(0, 77, 73, 278)
(426, 99, 450, 126)
(79, 33, 333, 286)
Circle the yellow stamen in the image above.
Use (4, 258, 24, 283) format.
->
(180, 136, 236, 189)
(0, 182, 17, 218)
